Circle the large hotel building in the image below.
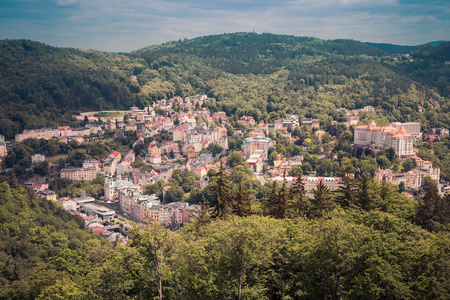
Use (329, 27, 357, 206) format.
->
(354, 121, 420, 158)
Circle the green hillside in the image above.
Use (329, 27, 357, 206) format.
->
(366, 41, 448, 54)
(0, 40, 147, 138)
(1, 33, 449, 139)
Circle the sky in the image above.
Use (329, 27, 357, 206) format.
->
(0, 0, 449, 52)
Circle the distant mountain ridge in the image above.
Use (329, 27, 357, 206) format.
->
(366, 41, 448, 54)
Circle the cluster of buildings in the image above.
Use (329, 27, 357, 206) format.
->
(117, 151, 136, 176)
(243, 136, 274, 158)
(14, 125, 103, 143)
(173, 124, 228, 159)
(104, 176, 197, 226)
(242, 136, 274, 172)
(8, 90, 449, 233)
(354, 120, 421, 158)
(59, 191, 129, 244)
(374, 156, 440, 190)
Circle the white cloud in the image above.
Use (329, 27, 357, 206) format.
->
(0, 0, 448, 51)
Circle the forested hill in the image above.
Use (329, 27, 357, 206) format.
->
(130, 33, 449, 129)
(1, 33, 449, 139)
(366, 41, 448, 54)
(133, 33, 386, 75)
(0, 39, 148, 139)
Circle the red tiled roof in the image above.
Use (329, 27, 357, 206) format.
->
(91, 227, 105, 235)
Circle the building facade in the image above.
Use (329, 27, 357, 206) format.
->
(354, 120, 415, 157)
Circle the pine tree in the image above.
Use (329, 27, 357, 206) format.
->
(192, 196, 211, 229)
(289, 175, 307, 217)
(208, 161, 232, 218)
(416, 177, 444, 231)
(263, 180, 279, 217)
(232, 182, 255, 217)
(334, 172, 356, 209)
(276, 179, 289, 219)
(356, 173, 379, 211)
(311, 180, 333, 219)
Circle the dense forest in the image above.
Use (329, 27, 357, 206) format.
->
(1, 174, 449, 299)
(1, 33, 449, 139)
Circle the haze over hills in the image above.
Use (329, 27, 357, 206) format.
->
(0, 33, 449, 140)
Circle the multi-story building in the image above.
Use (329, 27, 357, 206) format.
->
(301, 118, 320, 128)
(0, 143, 7, 159)
(240, 116, 256, 127)
(374, 156, 440, 189)
(31, 154, 46, 165)
(149, 153, 162, 164)
(272, 176, 343, 193)
(38, 189, 58, 201)
(61, 167, 97, 181)
(83, 159, 99, 172)
(15, 128, 60, 142)
(346, 116, 359, 126)
(354, 120, 415, 158)
(104, 176, 138, 201)
(0, 136, 6, 159)
(389, 122, 422, 143)
(286, 114, 300, 128)
(186, 146, 197, 158)
(243, 136, 274, 158)
(246, 150, 265, 172)
(103, 151, 121, 176)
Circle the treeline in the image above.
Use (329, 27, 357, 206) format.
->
(1, 175, 449, 299)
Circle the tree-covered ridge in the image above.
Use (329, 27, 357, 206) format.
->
(133, 32, 386, 75)
(130, 33, 449, 128)
(0, 39, 148, 138)
(1, 33, 449, 139)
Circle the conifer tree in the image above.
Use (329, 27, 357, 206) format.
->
(356, 172, 379, 211)
(311, 180, 333, 219)
(192, 196, 211, 229)
(416, 177, 447, 231)
(208, 161, 232, 218)
(289, 173, 307, 217)
(263, 180, 279, 217)
(334, 171, 356, 209)
(232, 182, 255, 217)
(276, 178, 289, 219)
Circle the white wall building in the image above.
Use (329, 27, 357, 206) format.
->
(243, 136, 274, 158)
(354, 120, 415, 158)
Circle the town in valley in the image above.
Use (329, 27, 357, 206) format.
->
(1, 94, 448, 244)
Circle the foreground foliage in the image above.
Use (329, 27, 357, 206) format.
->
(1, 175, 449, 299)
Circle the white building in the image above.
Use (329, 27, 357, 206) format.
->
(60, 167, 97, 181)
(246, 150, 265, 172)
(354, 120, 415, 158)
(31, 154, 46, 165)
(243, 136, 274, 158)
(272, 176, 343, 193)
